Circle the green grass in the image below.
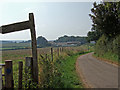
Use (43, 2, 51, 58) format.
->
(2, 43, 31, 47)
(55, 52, 90, 88)
(94, 52, 118, 63)
(1, 43, 31, 50)
(1, 47, 28, 50)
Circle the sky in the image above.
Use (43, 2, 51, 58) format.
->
(0, 1, 101, 40)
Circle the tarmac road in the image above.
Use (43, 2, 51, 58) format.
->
(76, 52, 118, 88)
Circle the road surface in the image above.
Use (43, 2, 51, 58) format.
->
(76, 52, 118, 88)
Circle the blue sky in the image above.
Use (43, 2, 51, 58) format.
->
(0, 2, 94, 40)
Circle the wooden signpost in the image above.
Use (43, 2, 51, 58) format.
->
(0, 13, 38, 83)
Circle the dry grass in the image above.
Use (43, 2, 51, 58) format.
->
(1, 46, 90, 88)
(2, 46, 88, 62)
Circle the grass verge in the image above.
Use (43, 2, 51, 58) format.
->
(93, 52, 119, 66)
(55, 51, 90, 88)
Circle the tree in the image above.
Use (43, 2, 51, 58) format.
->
(87, 31, 101, 42)
(37, 36, 51, 47)
(89, 2, 120, 38)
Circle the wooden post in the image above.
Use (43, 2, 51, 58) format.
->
(29, 13, 38, 83)
(5, 60, 13, 88)
(18, 61, 23, 89)
(45, 54, 48, 60)
(51, 48, 53, 61)
(62, 47, 63, 52)
(57, 48, 59, 57)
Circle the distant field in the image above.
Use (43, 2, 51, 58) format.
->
(1, 43, 31, 50)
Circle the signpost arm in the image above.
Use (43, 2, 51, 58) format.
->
(0, 13, 38, 83)
(29, 13, 38, 83)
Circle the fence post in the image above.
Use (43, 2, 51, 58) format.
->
(62, 47, 63, 52)
(51, 48, 53, 61)
(18, 61, 23, 89)
(45, 54, 48, 60)
(5, 60, 14, 88)
(57, 48, 59, 57)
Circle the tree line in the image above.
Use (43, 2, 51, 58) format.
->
(88, 1, 120, 61)
(87, 1, 120, 42)
(21, 35, 88, 48)
(54, 35, 87, 44)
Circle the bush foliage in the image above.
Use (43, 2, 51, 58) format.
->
(95, 34, 119, 62)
